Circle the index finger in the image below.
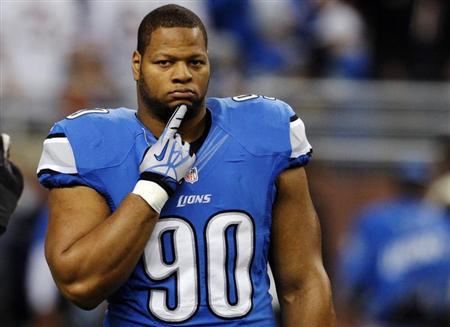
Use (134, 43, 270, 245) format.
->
(165, 104, 188, 137)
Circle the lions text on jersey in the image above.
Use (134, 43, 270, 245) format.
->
(37, 96, 312, 326)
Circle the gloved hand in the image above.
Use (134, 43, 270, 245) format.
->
(0, 133, 24, 235)
(132, 105, 195, 213)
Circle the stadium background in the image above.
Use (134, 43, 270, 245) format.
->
(1, 1, 449, 326)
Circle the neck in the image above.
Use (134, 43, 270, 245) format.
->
(137, 105, 207, 143)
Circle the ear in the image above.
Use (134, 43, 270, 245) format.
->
(131, 50, 142, 81)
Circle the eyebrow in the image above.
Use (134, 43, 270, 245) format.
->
(152, 53, 207, 60)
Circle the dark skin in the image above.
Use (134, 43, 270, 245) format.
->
(270, 167, 336, 326)
(46, 27, 335, 325)
(132, 27, 210, 142)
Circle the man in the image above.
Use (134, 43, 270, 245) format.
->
(37, 4, 335, 326)
(0, 133, 24, 235)
(338, 161, 450, 325)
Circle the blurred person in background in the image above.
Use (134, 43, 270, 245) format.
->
(207, 0, 286, 75)
(61, 45, 120, 117)
(337, 160, 450, 326)
(36, 4, 335, 326)
(1, 1, 78, 125)
(356, 0, 450, 80)
(0, 1, 77, 98)
(307, 0, 371, 79)
(206, 0, 371, 79)
(0, 133, 24, 236)
(427, 173, 450, 215)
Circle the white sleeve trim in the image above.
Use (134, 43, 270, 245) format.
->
(37, 137, 78, 174)
(290, 118, 312, 158)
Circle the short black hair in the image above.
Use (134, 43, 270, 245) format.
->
(137, 4, 208, 55)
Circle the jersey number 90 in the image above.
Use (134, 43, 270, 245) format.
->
(144, 211, 254, 323)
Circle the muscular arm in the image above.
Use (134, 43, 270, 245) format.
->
(270, 167, 336, 326)
(46, 186, 158, 309)
(44, 105, 193, 310)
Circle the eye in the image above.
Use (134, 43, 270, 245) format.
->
(156, 60, 172, 67)
(190, 60, 204, 67)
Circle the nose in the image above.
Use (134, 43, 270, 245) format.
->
(171, 62, 192, 84)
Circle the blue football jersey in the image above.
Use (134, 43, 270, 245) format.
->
(37, 96, 312, 326)
(339, 197, 450, 321)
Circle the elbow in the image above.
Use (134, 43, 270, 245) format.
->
(58, 281, 104, 310)
(49, 264, 104, 310)
(46, 250, 104, 310)
(277, 272, 334, 306)
(278, 282, 305, 305)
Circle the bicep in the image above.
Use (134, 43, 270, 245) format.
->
(269, 166, 325, 292)
(46, 186, 111, 263)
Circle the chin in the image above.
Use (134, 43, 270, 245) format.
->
(170, 99, 194, 108)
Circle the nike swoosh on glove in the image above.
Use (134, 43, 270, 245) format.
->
(132, 105, 196, 213)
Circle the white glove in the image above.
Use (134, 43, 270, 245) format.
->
(132, 105, 195, 213)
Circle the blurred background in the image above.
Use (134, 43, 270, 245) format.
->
(1, 0, 449, 326)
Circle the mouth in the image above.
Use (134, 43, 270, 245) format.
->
(169, 89, 196, 99)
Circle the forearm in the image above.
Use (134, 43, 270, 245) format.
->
(278, 273, 336, 327)
(48, 194, 157, 308)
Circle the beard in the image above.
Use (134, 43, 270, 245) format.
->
(137, 75, 207, 123)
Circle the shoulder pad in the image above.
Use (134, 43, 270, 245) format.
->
(207, 96, 311, 159)
(52, 108, 140, 170)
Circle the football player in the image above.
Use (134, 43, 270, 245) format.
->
(37, 4, 335, 326)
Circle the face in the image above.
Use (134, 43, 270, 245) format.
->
(132, 27, 210, 122)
